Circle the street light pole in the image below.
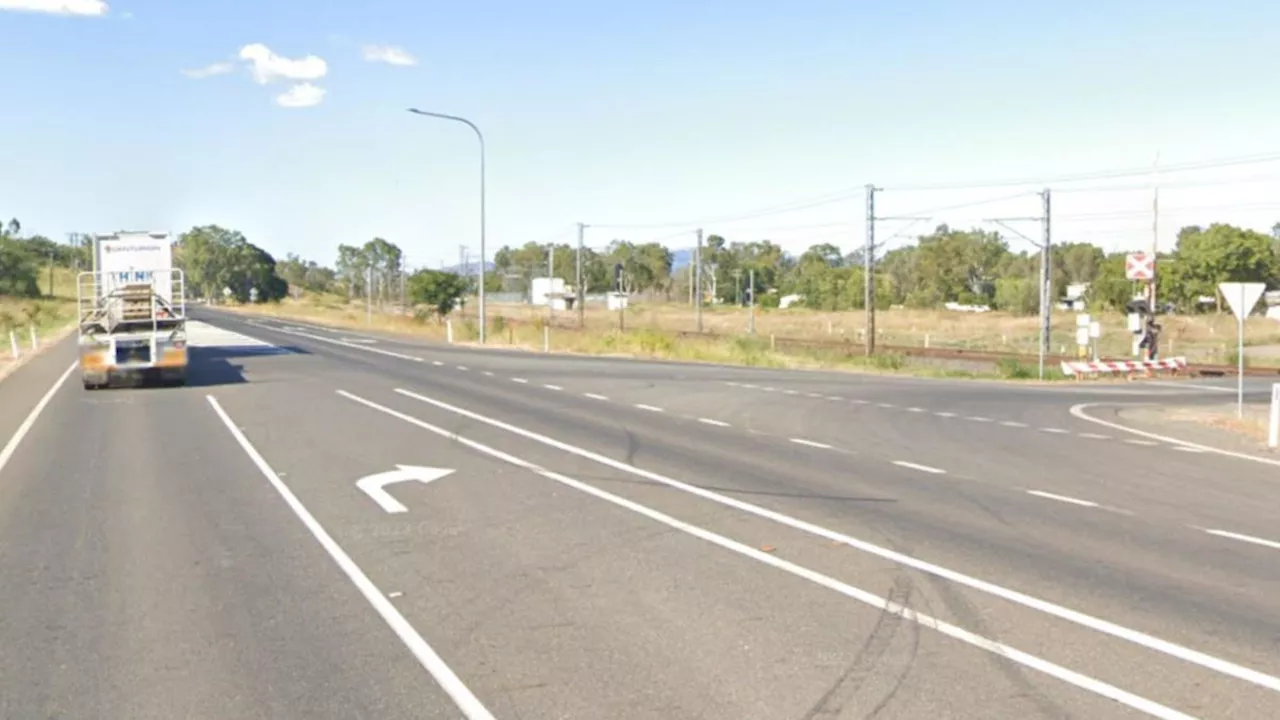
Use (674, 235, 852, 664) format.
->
(408, 108, 487, 343)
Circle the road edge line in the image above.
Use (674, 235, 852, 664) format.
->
(1069, 402, 1280, 469)
(337, 389, 1195, 720)
(0, 361, 76, 478)
(204, 395, 496, 720)
(388, 386, 1280, 695)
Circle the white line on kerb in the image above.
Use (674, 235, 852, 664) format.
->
(790, 438, 832, 449)
(207, 396, 495, 720)
(635, 404, 664, 412)
(387, 386, 1280, 697)
(584, 393, 609, 401)
(1201, 528, 1280, 550)
(0, 362, 76, 479)
(340, 390, 1194, 720)
(1027, 490, 1099, 508)
(543, 384, 563, 391)
(698, 418, 731, 427)
(893, 460, 946, 474)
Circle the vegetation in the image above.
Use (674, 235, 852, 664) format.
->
(6, 209, 1280, 377)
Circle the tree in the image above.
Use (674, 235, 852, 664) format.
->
(407, 269, 468, 317)
(172, 225, 288, 302)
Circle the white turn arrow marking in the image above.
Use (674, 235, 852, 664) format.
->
(357, 465, 456, 514)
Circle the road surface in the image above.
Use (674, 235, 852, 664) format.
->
(1, 309, 1277, 719)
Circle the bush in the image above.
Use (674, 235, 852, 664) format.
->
(997, 357, 1035, 379)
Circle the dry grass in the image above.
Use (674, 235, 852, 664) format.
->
(222, 289, 1280, 376)
(0, 267, 78, 373)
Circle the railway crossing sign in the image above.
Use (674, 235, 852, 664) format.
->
(1125, 252, 1155, 281)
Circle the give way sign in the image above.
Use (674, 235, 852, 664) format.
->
(1125, 252, 1155, 281)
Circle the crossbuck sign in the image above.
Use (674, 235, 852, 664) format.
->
(1125, 252, 1155, 281)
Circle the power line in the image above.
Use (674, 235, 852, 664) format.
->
(880, 151, 1280, 192)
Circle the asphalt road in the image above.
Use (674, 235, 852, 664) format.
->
(1, 309, 1277, 719)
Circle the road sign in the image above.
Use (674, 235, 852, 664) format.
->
(1219, 282, 1266, 320)
(1218, 282, 1267, 420)
(356, 465, 455, 514)
(1125, 252, 1155, 281)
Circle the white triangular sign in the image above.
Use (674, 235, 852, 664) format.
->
(1219, 282, 1267, 319)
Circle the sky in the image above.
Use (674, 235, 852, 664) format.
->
(4, 0, 1280, 270)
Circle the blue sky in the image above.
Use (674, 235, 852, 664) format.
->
(3, 0, 1280, 268)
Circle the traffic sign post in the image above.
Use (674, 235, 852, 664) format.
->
(1218, 281, 1267, 419)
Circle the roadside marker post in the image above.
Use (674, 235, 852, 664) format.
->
(1269, 384, 1280, 449)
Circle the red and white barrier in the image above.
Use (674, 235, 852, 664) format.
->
(1060, 357, 1187, 377)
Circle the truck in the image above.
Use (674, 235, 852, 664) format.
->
(76, 231, 188, 390)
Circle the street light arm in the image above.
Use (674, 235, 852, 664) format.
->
(407, 108, 485, 148)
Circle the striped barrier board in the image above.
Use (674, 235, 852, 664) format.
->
(1060, 357, 1188, 377)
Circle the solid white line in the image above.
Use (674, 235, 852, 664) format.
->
(1079, 433, 1110, 440)
(512, 378, 528, 384)
(1070, 403, 1280, 469)
(1027, 490, 1099, 508)
(892, 460, 946, 474)
(389, 386, 1280, 696)
(206, 396, 495, 720)
(543, 384, 563, 391)
(790, 438, 832, 449)
(1201, 528, 1280, 550)
(246, 323, 426, 362)
(340, 390, 1194, 720)
(1147, 380, 1237, 393)
(0, 362, 76, 479)
(698, 418, 731, 427)
(584, 393, 609, 401)
(635, 404, 664, 412)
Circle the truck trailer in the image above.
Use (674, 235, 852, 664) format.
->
(77, 231, 188, 390)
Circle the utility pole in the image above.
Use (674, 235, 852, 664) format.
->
(1151, 151, 1160, 315)
(988, 189, 1054, 379)
(695, 228, 704, 333)
(577, 222, 586, 328)
(748, 268, 756, 335)
(548, 244, 556, 323)
(366, 264, 373, 325)
(1040, 188, 1052, 370)
(864, 185, 878, 356)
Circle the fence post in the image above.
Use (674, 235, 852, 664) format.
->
(446, 319, 454, 344)
(29, 325, 38, 351)
(543, 324, 550, 353)
(9, 331, 19, 359)
(1269, 383, 1280, 449)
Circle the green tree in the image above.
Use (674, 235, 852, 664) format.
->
(407, 269, 468, 316)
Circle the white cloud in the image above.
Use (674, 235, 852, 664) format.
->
(181, 62, 235, 79)
(362, 45, 417, 67)
(0, 0, 108, 15)
(276, 82, 326, 109)
(238, 43, 328, 84)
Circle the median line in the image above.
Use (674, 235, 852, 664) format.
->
(635, 404, 664, 412)
(1027, 490, 1099, 508)
(584, 393, 609, 401)
(698, 418, 731, 427)
(1200, 528, 1280, 550)
(892, 460, 946, 474)
(789, 438, 832, 449)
